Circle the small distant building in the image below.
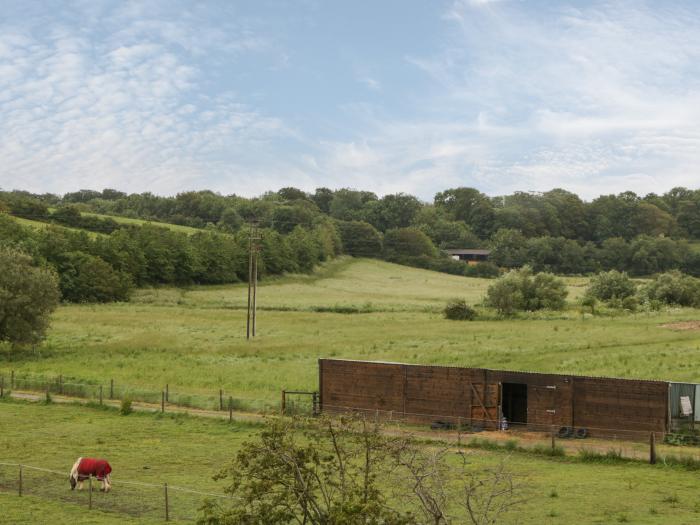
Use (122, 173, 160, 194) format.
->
(445, 249, 491, 265)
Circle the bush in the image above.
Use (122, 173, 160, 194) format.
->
(586, 270, 637, 302)
(484, 266, 568, 315)
(463, 262, 501, 278)
(443, 299, 477, 321)
(641, 271, 700, 307)
(120, 398, 133, 416)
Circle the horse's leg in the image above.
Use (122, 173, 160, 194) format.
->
(104, 474, 111, 492)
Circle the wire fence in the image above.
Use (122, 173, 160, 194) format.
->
(0, 462, 235, 522)
(321, 404, 700, 467)
(0, 369, 315, 417)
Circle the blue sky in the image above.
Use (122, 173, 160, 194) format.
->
(2, 0, 700, 200)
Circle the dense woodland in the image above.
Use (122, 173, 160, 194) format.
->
(1, 186, 700, 303)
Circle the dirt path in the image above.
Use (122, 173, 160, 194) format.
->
(7, 389, 700, 463)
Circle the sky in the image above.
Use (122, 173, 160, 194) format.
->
(1, 0, 700, 201)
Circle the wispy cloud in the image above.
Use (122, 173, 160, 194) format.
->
(1, 1, 700, 199)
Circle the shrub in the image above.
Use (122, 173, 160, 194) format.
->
(641, 271, 700, 307)
(443, 299, 477, 321)
(484, 266, 568, 315)
(585, 270, 637, 302)
(463, 262, 500, 278)
(120, 398, 133, 416)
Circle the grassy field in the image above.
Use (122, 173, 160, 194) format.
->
(81, 211, 203, 234)
(2, 399, 700, 524)
(8, 215, 103, 237)
(1, 258, 699, 406)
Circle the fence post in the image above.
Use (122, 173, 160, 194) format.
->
(45, 387, 50, 403)
(88, 476, 92, 510)
(1, 375, 4, 398)
(165, 384, 169, 403)
(281, 390, 286, 416)
(551, 426, 556, 452)
(18, 464, 22, 496)
(164, 482, 169, 521)
(110, 379, 114, 400)
(161, 391, 165, 413)
(229, 396, 233, 423)
(650, 432, 657, 465)
(99, 385, 103, 406)
(219, 389, 223, 411)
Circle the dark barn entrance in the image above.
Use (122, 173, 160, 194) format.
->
(502, 383, 528, 426)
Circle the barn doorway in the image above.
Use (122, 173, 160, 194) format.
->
(502, 383, 528, 426)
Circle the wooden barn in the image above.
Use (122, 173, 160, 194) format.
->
(318, 359, 671, 439)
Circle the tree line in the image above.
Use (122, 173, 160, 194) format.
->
(0, 213, 341, 304)
(2, 185, 700, 295)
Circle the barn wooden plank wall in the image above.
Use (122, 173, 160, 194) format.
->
(319, 359, 669, 438)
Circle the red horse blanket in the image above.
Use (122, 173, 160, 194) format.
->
(77, 458, 112, 480)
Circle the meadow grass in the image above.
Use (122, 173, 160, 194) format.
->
(81, 211, 203, 234)
(2, 400, 700, 523)
(2, 259, 699, 405)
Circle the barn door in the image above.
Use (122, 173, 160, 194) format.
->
(469, 382, 499, 429)
(530, 384, 558, 430)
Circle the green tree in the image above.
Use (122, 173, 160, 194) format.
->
(56, 251, 133, 302)
(336, 220, 382, 257)
(488, 229, 527, 268)
(0, 246, 60, 347)
(383, 227, 437, 258)
(199, 416, 410, 525)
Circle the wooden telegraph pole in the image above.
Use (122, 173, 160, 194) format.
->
(246, 222, 261, 339)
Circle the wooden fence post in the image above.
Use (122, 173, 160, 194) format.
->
(164, 483, 169, 521)
(88, 476, 92, 510)
(229, 396, 233, 423)
(219, 389, 223, 411)
(165, 384, 169, 403)
(281, 390, 286, 416)
(650, 432, 657, 465)
(161, 391, 165, 413)
(99, 385, 103, 406)
(110, 379, 114, 400)
(551, 426, 556, 452)
(18, 464, 22, 496)
(45, 387, 50, 403)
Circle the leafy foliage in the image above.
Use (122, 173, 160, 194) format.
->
(641, 271, 700, 307)
(485, 267, 568, 315)
(199, 416, 411, 525)
(0, 246, 60, 347)
(585, 271, 637, 302)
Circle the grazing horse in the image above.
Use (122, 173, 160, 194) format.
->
(69, 457, 112, 492)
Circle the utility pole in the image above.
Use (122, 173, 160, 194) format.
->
(246, 221, 261, 340)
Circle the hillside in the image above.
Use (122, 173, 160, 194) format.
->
(2, 258, 699, 406)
